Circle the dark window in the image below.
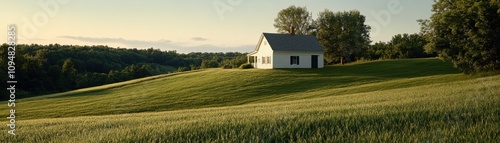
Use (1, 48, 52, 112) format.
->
(290, 56, 299, 65)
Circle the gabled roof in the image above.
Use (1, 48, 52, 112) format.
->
(249, 33, 324, 55)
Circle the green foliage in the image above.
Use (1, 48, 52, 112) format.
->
(364, 41, 387, 60)
(388, 34, 428, 58)
(316, 10, 371, 64)
(365, 33, 434, 60)
(190, 64, 198, 70)
(0, 59, 498, 142)
(62, 58, 77, 75)
(220, 55, 247, 68)
(200, 59, 219, 69)
(76, 72, 108, 88)
(421, 0, 500, 74)
(61, 58, 78, 90)
(177, 67, 189, 72)
(274, 5, 314, 35)
(239, 63, 253, 69)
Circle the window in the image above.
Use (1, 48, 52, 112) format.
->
(261, 56, 271, 64)
(290, 56, 300, 65)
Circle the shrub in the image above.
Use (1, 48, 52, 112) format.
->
(177, 67, 188, 72)
(222, 65, 232, 69)
(239, 63, 253, 69)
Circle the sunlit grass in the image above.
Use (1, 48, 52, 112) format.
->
(1, 58, 466, 120)
(0, 58, 498, 142)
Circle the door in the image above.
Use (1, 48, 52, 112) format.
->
(311, 55, 318, 69)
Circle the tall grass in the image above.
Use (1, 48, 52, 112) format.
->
(0, 58, 498, 142)
(1, 74, 498, 142)
(0, 59, 467, 120)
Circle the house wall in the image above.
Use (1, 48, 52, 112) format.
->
(252, 37, 274, 69)
(273, 51, 324, 69)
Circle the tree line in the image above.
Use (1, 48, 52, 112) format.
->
(0, 44, 247, 99)
(274, 6, 433, 65)
(274, 2, 499, 74)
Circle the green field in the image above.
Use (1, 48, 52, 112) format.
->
(1, 58, 499, 142)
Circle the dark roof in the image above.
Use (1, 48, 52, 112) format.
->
(263, 33, 324, 52)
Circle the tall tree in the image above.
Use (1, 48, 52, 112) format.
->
(422, 0, 500, 74)
(274, 5, 314, 35)
(316, 10, 371, 64)
(62, 58, 77, 76)
(61, 58, 77, 89)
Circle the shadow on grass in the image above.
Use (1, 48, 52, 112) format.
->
(228, 59, 462, 101)
(26, 70, 208, 100)
(276, 58, 461, 79)
(180, 59, 464, 106)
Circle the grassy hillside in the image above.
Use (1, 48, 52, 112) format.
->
(2, 58, 464, 119)
(1, 58, 499, 142)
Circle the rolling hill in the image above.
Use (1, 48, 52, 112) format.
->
(1, 58, 499, 142)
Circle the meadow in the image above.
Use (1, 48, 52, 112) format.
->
(1, 58, 498, 142)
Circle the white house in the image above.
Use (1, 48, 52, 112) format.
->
(247, 33, 324, 69)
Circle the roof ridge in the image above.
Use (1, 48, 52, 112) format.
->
(261, 32, 324, 52)
(263, 32, 315, 36)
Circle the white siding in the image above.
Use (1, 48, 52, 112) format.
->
(252, 37, 273, 69)
(273, 51, 324, 69)
(318, 54, 325, 68)
(248, 34, 325, 69)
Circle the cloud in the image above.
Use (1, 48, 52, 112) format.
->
(191, 37, 208, 41)
(59, 36, 171, 47)
(59, 36, 253, 53)
(180, 44, 254, 53)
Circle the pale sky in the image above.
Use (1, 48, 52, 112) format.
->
(1, 0, 434, 53)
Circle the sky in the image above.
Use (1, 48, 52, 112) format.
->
(1, 0, 435, 53)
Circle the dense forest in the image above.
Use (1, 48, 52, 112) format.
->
(0, 44, 247, 99)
